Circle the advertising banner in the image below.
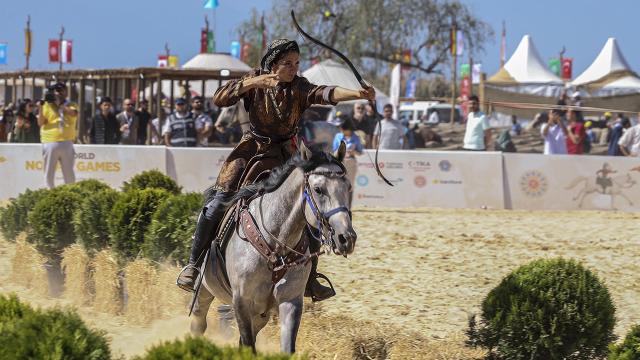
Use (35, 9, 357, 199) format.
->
(352, 150, 505, 209)
(166, 147, 231, 193)
(0, 144, 166, 199)
(503, 153, 640, 211)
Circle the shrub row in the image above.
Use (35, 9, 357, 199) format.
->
(0, 170, 201, 264)
(0, 294, 293, 359)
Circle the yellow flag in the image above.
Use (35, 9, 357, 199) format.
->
(168, 55, 178, 68)
(24, 29, 32, 56)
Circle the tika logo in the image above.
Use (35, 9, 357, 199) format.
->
(0, 156, 6, 164)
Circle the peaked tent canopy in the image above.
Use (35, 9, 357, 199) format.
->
(489, 35, 563, 84)
(571, 38, 640, 96)
(302, 59, 390, 109)
(182, 53, 252, 74)
(147, 53, 252, 100)
(487, 35, 564, 97)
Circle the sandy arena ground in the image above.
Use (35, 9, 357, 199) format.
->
(1, 207, 639, 358)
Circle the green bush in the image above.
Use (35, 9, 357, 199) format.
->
(467, 258, 616, 360)
(73, 188, 120, 254)
(60, 179, 111, 197)
(609, 325, 640, 360)
(0, 294, 111, 360)
(27, 188, 82, 260)
(108, 188, 170, 261)
(0, 188, 50, 241)
(133, 336, 294, 360)
(122, 170, 181, 195)
(143, 192, 203, 264)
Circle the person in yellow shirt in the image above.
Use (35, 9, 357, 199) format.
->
(37, 82, 78, 188)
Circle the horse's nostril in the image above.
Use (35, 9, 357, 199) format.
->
(339, 234, 348, 245)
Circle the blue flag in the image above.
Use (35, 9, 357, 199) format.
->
(0, 43, 7, 65)
(203, 0, 219, 9)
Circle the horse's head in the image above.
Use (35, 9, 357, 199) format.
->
(300, 141, 356, 256)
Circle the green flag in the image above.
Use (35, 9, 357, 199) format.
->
(548, 58, 561, 76)
(460, 63, 470, 77)
(207, 31, 215, 53)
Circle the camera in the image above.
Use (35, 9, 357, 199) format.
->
(44, 90, 56, 103)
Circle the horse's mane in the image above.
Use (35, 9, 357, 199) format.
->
(227, 150, 345, 203)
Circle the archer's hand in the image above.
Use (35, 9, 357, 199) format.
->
(359, 86, 375, 101)
(248, 74, 280, 89)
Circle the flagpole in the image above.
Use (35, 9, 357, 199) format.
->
(450, 20, 457, 125)
(59, 25, 64, 71)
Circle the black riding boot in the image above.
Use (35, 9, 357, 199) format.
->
(176, 191, 232, 292)
(304, 237, 336, 301)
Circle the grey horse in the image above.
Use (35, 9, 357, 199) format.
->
(190, 141, 356, 354)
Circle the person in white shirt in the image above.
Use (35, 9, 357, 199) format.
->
(428, 110, 439, 124)
(541, 109, 568, 155)
(618, 122, 640, 157)
(463, 95, 491, 151)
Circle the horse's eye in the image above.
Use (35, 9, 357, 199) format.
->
(314, 186, 323, 195)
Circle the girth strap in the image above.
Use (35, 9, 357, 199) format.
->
(239, 208, 310, 284)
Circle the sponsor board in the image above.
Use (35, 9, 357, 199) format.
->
(0, 144, 166, 199)
(503, 153, 640, 211)
(353, 150, 504, 209)
(166, 147, 232, 192)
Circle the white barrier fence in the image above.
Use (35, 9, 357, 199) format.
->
(1, 143, 639, 212)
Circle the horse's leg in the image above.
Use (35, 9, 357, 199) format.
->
(190, 286, 215, 335)
(279, 296, 304, 354)
(233, 296, 256, 353)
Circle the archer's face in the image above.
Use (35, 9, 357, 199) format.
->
(272, 52, 299, 83)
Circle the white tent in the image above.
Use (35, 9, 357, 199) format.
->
(571, 38, 640, 96)
(302, 59, 390, 111)
(145, 53, 252, 101)
(487, 35, 564, 97)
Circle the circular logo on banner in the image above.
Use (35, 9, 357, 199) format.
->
(439, 160, 451, 172)
(356, 175, 369, 187)
(414, 175, 426, 188)
(520, 170, 548, 197)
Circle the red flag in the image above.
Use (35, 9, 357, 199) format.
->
(61, 40, 72, 63)
(561, 58, 573, 80)
(157, 55, 168, 67)
(200, 29, 208, 53)
(48, 39, 59, 63)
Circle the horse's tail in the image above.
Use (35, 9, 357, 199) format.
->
(565, 176, 587, 190)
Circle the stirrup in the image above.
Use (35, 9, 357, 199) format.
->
(176, 264, 199, 293)
(308, 272, 336, 302)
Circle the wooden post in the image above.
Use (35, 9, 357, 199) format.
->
(31, 75, 36, 99)
(78, 76, 86, 143)
(478, 73, 487, 113)
(91, 79, 97, 123)
(106, 76, 111, 102)
(21, 75, 26, 100)
(11, 76, 17, 103)
(201, 79, 205, 99)
(169, 79, 174, 112)
(150, 79, 155, 114)
(135, 77, 141, 103)
(450, 22, 457, 124)
(156, 75, 163, 120)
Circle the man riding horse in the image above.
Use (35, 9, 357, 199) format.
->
(177, 38, 375, 301)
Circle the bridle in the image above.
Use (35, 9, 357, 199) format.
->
(302, 169, 352, 252)
(236, 163, 353, 281)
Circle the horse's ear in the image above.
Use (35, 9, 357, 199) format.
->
(334, 141, 346, 162)
(299, 140, 312, 161)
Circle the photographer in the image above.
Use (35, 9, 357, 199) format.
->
(541, 109, 568, 155)
(37, 82, 78, 188)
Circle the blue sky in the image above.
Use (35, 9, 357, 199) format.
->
(0, 0, 637, 79)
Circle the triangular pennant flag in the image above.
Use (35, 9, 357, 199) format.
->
(203, 0, 219, 9)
